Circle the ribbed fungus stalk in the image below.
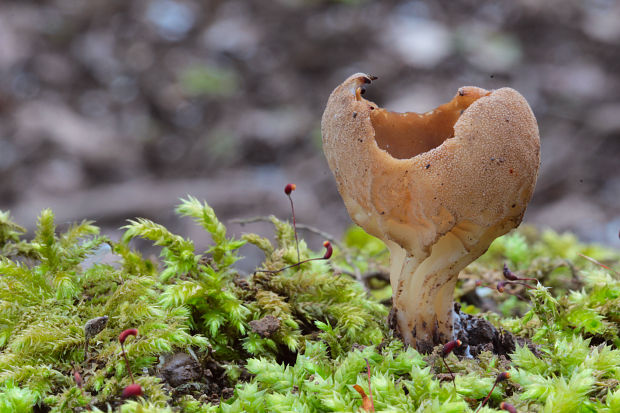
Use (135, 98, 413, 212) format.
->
(321, 73, 540, 353)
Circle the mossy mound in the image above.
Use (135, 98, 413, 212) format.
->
(0, 200, 618, 412)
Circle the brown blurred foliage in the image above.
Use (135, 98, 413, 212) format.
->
(0, 0, 618, 256)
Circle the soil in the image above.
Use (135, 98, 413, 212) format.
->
(249, 315, 281, 338)
(452, 303, 538, 359)
(156, 353, 235, 406)
(159, 352, 203, 387)
(389, 302, 535, 359)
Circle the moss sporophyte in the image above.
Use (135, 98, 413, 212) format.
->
(119, 329, 142, 398)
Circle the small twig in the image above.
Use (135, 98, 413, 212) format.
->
(255, 241, 332, 275)
(231, 214, 387, 292)
(361, 271, 390, 284)
(84, 338, 90, 360)
(296, 224, 340, 246)
(496, 281, 530, 302)
(498, 280, 535, 291)
(230, 215, 370, 286)
(291, 223, 368, 287)
(229, 216, 343, 249)
(578, 253, 619, 276)
(228, 216, 266, 225)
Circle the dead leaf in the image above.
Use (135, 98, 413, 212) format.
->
(353, 384, 375, 412)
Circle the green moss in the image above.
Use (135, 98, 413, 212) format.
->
(0, 201, 618, 412)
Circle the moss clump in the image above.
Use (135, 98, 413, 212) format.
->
(0, 198, 618, 412)
(0, 208, 207, 411)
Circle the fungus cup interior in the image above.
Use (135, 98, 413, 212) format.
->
(370, 87, 490, 159)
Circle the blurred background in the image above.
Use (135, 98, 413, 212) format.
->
(1, 0, 619, 269)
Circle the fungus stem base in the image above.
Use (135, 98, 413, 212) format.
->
(389, 227, 480, 352)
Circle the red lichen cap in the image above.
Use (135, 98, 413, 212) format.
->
(119, 328, 138, 345)
(122, 383, 143, 398)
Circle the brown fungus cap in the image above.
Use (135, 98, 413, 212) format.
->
(321, 73, 540, 350)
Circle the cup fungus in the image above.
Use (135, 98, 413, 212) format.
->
(321, 73, 540, 352)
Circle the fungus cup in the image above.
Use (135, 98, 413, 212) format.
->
(321, 73, 540, 352)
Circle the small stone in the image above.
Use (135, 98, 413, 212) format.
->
(249, 315, 281, 338)
(83, 315, 109, 358)
(221, 387, 234, 400)
(160, 353, 202, 387)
